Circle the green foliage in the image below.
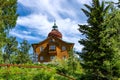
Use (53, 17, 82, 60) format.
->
(0, 33, 7, 48)
(1, 38, 32, 64)
(15, 39, 32, 64)
(0, 0, 17, 48)
(0, 0, 17, 31)
(0, 67, 36, 80)
(0, 64, 79, 80)
(54, 74, 69, 80)
(3, 36, 18, 63)
(33, 68, 56, 80)
(51, 50, 83, 80)
(79, 0, 120, 79)
(99, 9, 120, 79)
(0, 0, 18, 64)
(0, 51, 4, 64)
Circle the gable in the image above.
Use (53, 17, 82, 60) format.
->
(32, 36, 74, 53)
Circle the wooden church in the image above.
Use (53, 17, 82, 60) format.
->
(32, 22, 74, 63)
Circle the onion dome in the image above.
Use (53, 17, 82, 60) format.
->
(48, 22, 62, 39)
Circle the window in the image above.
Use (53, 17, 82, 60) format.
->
(40, 56, 44, 61)
(62, 46, 66, 51)
(63, 56, 66, 60)
(40, 46, 44, 52)
(50, 56, 55, 60)
(50, 39, 55, 42)
(49, 45, 56, 51)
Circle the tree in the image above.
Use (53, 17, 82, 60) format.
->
(15, 39, 31, 64)
(100, 6, 120, 79)
(0, 0, 18, 64)
(52, 50, 83, 79)
(3, 36, 18, 63)
(0, 0, 17, 48)
(78, 0, 115, 79)
(0, 51, 4, 64)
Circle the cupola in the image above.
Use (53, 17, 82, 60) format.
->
(48, 22, 62, 39)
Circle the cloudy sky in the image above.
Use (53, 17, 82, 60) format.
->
(10, 0, 117, 52)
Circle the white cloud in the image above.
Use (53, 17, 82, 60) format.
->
(18, 0, 82, 20)
(77, 0, 118, 4)
(77, 0, 91, 4)
(106, 0, 118, 2)
(16, 13, 84, 51)
(16, 0, 88, 51)
(17, 13, 52, 36)
(16, 0, 117, 51)
(22, 31, 31, 35)
(10, 29, 40, 41)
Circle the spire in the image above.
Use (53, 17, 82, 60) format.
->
(48, 20, 62, 38)
(54, 20, 56, 26)
(52, 20, 58, 30)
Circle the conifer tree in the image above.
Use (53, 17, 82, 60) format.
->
(78, 0, 112, 79)
(79, 0, 120, 79)
(100, 6, 120, 79)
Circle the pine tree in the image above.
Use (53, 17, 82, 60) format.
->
(78, 0, 113, 79)
(100, 6, 120, 79)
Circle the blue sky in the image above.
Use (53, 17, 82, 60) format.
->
(9, 0, 117, 52)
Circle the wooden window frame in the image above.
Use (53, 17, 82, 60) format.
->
(62, 46, 66, 51)
(40, 46, 44, 52)
(50, 56, 55, 60)
(49, 45, 56, 51)
(40, 56, 44, 61)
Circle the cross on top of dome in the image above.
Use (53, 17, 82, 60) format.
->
(52, 20, 58, 30)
